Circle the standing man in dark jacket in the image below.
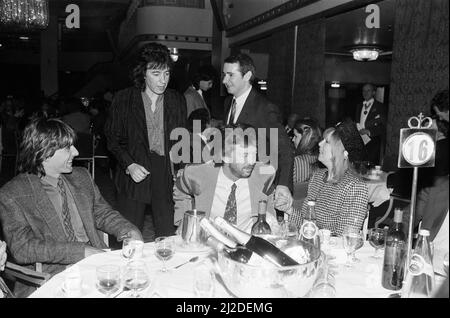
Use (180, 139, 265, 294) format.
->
(105, 43, 187, 237)
(222, 53, 294, 212)
(355, 83, 387, 165)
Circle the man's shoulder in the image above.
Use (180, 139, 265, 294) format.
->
(0, 173, 33, 198)
(184, 162, 216, 176)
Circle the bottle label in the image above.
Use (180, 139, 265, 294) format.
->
(300, 221, 318, 240)
(408, 254, 434, 276)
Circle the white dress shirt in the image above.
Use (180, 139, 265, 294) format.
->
(227, 86, 252, 124)
(359, 98, 374, 128)
(210, 167, 252, 230)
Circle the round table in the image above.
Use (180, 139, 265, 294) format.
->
(29, 235, 427, 298)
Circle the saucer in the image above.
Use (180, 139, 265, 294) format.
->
(173, 236, 212, 254)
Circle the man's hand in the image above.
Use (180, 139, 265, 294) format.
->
(84, 245, 105, 258)
(126, 163, 150, 183)
(359, 129, 371, 136)
(274, 185, 293, 212)
(0, 241, 7, 271)
(118, 229, 143, 242)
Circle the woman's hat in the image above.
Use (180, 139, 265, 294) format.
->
(335, 119, 367, 163)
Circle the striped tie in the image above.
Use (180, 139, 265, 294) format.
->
(58, 178, 76, 242)
(228, 98, 237, 124)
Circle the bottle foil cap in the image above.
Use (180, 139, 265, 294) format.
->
(393, 209, 403, 223)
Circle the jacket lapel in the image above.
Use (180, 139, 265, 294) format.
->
(27, 174, 67, 240)
(132, 89, 152, 158)
(236, 88, 255, 124)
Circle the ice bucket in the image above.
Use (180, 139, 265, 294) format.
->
(217, 237, 323, 297)
(181, 210, 207, 247)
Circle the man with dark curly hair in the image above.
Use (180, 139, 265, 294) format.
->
(104, 43, 187, 239)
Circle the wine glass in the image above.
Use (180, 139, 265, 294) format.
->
(310, 263, 336, 298)
(342, 227, 364, 267)
(193, 265, 215, 297)
(155, 236, 175, 273)
(95, 265, 121, 297)
(368, 228, 387, 259)
(123, 260, 151, 298)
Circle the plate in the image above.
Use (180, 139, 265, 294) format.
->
(173, 236, 212, 254)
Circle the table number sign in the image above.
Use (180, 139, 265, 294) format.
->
(398, 113, 436, 168)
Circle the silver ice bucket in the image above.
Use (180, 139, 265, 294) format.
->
(181, 210, 207, 247)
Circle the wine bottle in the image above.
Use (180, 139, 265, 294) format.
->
(382, 209, 407, 290)
(214, 216, 299, 267)
(402, 229, 435, 298)
(251, 200, 272, 236)
(298, 201, 320, 250)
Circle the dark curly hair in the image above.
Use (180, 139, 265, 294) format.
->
(132, 42, 173, 90)
(18, 117, 76, 177)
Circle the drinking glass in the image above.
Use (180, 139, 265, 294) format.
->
(310, 265, 336, 298)
(155, 236, 175, 273)
(123, 260, 151, 298)
(342, 227, 364, 267)
(193, 265, 215, 297)
(368, 228, 387, 258)
(122, 238, 144, 261)
(95, 265, 121, 297)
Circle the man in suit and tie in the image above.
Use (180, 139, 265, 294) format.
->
(105, 43, 187, 238)
(221, 53, 294, 213)
(355, 83, 387, 164)
(173, 124, 278, 232)
(0, 118, 142, 297)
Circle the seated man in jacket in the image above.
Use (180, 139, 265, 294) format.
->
(173, 124, 284, 233)
(0, 118, 142, 297)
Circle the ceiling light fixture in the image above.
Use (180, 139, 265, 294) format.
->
(0, 0, 49, 30)
(331, 82, 340, 88)
(351, 47, 381, 61)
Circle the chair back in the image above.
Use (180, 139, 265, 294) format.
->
(3, 261, 50, 288)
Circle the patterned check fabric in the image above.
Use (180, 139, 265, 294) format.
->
(289, 169, 368, 236)
(223, 183, 237, 224)
(58, 178, 76, 241)
(227, 98, 237, 124)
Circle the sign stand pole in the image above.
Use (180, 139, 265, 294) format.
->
(405, 166, 418, 273)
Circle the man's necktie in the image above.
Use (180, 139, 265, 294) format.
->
(223, 183, 237, 225)
(58, 178, 76, 242)
(228, 98, 236, 124)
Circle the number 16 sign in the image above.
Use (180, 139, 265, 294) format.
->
(398, 113, 437, 168)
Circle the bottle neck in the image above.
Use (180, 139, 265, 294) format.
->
(214, 217, 251, 245)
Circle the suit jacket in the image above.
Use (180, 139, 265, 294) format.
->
(104, 87, 187, 202)
(223, 88, 294, 191)
(355, 100, 387, 139)
(0, 167, 138, 294)
(411, 176, 449, 241)
(173, 162, 277, 229)
(184, 86, 210, 119)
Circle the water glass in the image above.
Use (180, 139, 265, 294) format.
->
(96, 265, 121, 297)
(155, 236, 175, 273)
(123, 260, 151, 298)
(368, 228, 387, 258)
(193, 265, 215, 297)
(122, 238, 144, 261)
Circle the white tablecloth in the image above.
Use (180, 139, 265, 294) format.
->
(30, 235, 435, 298)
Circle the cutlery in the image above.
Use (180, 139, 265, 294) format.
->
(173, 256, 199, 269)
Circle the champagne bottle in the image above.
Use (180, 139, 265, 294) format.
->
(402, 229, 435, 298)
(381, 209, 406, 290)
(298, 201, 320, 250)
(200, 218, 254, 264)
(251, 200, 272, 236)
(214, 216, 299, 267)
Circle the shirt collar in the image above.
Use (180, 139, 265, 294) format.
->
(234, 86, 252, 106)
(40, 174, 60, 188)
(219, 167, 247, 189)
(363, 98, 374, 107)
